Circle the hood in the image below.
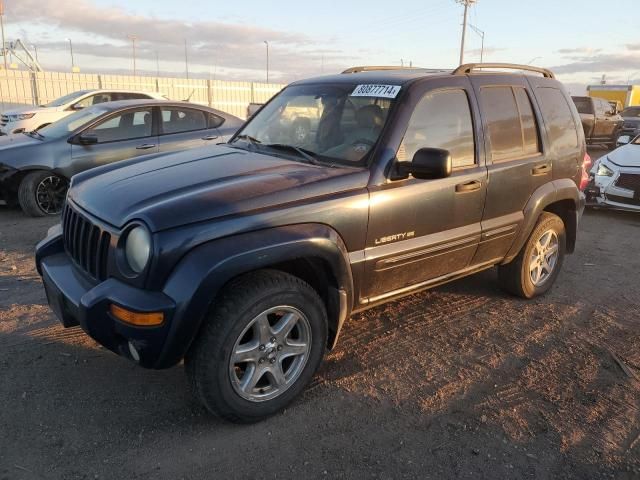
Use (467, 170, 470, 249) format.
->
(607, 143, 640, 168)
(70, 145, 370, 231)
(2, 105, 57, 116)
(622, 116, 640, 125)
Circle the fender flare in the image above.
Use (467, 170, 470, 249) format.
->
(155, 223, 354, 368)
(502, 179, 584, 264)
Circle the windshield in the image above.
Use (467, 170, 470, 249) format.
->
(232, 83, 397, 166)
(37, 106, 109, 138)
(42, 90, 91, 108)
(572, 97, 593, 114)
(622, 107, 640, 118)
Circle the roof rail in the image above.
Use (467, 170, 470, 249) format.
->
(342, 65, 423, 74)
(453, 63, 555, 79)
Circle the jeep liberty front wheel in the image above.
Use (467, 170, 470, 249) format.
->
(498, 212, 566, 299)
(185, 270, 327, 423)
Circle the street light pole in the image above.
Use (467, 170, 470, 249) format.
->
(0, 1, 7, 71)
(127, 34, 137, 76)
(32, 44, 38, 62)
(184, 39, 189, 80)
(65, 38, 75, 71)
(264, 40, 269, 83)
(456, 0, 476, 66)
(468, 24, 484, 63)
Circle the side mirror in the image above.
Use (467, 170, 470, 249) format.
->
(71, 103, 85, 111)
(397, 148, 452, 180)
(617, 135, 631, 147)
(76, 133, 98, 145)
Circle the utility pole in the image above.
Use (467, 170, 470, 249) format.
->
(456, 0, 476, 66)
(127, 34, 138, 76)
(155, 50, 160, 77)
(468, 23, 484, 63)
(264, 40, 269, 83)
(184, 39, 189, 80)
(65, 38, 75, 71)
(0, 1, 7, 71)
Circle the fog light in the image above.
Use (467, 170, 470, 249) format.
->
(110, 304, 164, 326)
(128, 341, 140, 362)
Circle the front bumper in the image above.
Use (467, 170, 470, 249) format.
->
(585, 177, 640, 212)
(36, 230, 177, 368)
(0, 163, 20, 204)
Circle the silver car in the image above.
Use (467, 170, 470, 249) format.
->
(0, 100, 243, 216)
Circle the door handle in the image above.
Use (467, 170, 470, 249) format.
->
(202, 135, 219, 141)
(455, 180, 482, 193)
(531, 163, 551, 175)
(136, 143, 156, 150)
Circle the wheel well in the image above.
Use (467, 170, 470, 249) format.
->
(269, 257, 341, 348)
(544, 200, 577, 253)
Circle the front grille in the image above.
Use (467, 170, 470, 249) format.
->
(607, 194, 640, 207)
(615, 173, 640, 192)
(62, 204, 111, 280)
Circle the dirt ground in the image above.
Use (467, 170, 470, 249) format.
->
(1, 150, 639, 479)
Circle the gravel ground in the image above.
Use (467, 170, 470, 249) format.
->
(1, 150, 639, 479)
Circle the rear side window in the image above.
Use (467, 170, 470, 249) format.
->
(161, 107, 207, 134)
(572, 97, 593, 114)
(536, 88, 579, 153)
(480, 86, 541, 162)
(398, 89, 475, 169)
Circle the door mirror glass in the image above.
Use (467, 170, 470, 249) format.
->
(617, 135, 631, 146)
(71, 103, 85, 111)
(399, 148, 452, 180)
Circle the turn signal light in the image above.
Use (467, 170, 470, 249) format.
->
(109, 304, 164, 326)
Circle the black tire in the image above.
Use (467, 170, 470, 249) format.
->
(608, 130, 621, 149)
(498, 212, 566, 299)
(18, 171, 67, 217)
(185, 270, 327, 423)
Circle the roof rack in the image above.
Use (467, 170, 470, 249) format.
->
(453, 63, 555, 79)
(342, 66, 424, 74)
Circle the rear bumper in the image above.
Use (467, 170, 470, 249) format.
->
(37, 231, 178, 368)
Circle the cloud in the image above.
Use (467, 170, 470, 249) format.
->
(550, 52, 640, 75)
(556, 47, 602, 55)
(4, 0, 355, 81)
(626, 43, 640, 51)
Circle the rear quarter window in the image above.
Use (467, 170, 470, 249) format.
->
(536, 88, 579, 153)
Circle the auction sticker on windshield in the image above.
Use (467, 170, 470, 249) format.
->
(351, 84, 401, 99)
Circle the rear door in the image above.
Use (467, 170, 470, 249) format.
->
(363, 77, 487, 301)
(70, 106, 158, 173)
(158, 106, 220, 153)
(469, 77, 549, 265)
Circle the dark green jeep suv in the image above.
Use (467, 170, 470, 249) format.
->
(36, 63, 588, 422)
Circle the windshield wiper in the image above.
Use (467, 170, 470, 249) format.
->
(264, 143, 319, 165)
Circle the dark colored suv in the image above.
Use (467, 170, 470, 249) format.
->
(36, 63, 587, 423)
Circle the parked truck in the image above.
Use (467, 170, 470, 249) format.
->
(572, 96, 623, 147)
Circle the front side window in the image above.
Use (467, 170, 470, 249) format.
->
(161, 108, 207, 134)
(38, 106, 109, 138)
(398, 89, 475, 169)
(480, 86, 541, 162)
(232, 83, 397, 166)
(572, 97, 593, 115)
(85, 108, 153, 143)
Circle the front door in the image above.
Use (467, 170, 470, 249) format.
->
(70, 107, 158, 172)
(363, 78, 487, 302)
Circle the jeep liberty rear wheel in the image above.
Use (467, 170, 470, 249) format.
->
(498, 212, 566, 299)
(185, 270, 327, 423)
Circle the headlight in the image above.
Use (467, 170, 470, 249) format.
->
(596, 161, 614, 177)
(9, 113, 36, 121)
(124, 226, 151, 273)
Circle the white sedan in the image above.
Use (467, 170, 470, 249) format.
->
(586, 135, 640, 211)
(0, 89, 167, 135)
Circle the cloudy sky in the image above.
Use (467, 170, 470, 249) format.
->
(3, 0, 640, 92)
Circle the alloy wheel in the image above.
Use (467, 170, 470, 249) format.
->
(36, 175, 66, 215)
(229, 306, 312, 402)
(528, 229, 559, 287)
